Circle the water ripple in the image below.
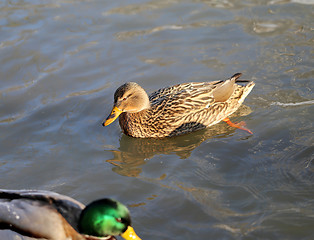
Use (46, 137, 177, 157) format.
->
(271, 100, 314, 106)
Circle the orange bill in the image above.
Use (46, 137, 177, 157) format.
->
(121, 226, 142, 240)
(102, 106, 123, 126)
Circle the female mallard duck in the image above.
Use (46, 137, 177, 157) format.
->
(102, 73, 255, 138)
(0, 189, 141, 240)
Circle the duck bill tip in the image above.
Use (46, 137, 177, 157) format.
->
(102, 107, 122, 126)
(121, 226, 141, 240)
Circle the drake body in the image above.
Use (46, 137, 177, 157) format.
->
(0, 189, 141, 240)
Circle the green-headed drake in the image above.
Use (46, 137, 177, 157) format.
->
(102, 73, 254, 138)
(0, 189, 141, 240)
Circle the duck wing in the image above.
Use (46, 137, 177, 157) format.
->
(0, 189, 84, 240)
(149, 74, 241, 119)
(149, 82, 214, 118)
(212, 73, 241, 102)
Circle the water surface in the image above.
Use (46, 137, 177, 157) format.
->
(0, 0, 313, 239)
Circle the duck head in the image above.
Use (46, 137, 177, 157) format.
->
(79, 198, 141, 240)
(102, 82, 150, 126)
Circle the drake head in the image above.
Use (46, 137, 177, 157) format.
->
(78, 198, 141, 240)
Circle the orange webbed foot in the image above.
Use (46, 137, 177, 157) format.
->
(223, 118, 253, 134)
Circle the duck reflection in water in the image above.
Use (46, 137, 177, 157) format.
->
(105, 105, 253, 177)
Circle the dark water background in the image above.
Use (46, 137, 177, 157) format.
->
(0, 0, 313, 239)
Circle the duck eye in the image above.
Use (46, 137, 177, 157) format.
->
(115, 218, 122, 223)
(122, 94, 132, 101)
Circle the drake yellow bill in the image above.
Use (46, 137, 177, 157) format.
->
(102, 106, 122, 126)
(121, 226, 141, 240)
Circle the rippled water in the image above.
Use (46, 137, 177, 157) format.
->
(0, 0, 313, 239)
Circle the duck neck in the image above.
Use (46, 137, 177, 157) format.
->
(119, 109, 151, 138)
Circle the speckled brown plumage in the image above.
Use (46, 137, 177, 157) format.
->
(103, 73, 255, 138)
